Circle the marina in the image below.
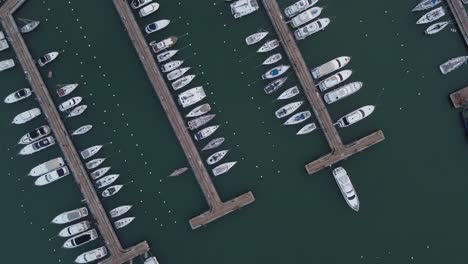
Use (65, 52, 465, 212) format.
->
(446, 0, 468, 47)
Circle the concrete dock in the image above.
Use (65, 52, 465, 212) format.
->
(450, 86, 468, 108)
(447, 0, 468, 47)
(0, 1, 149, 263)
(112, 0, 255, 230)
(262, 0, 385, 175)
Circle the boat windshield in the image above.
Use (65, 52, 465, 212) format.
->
(39, 56, 48, 64)
(74, 234, 91, 246)
(149, 24, 157, 30)
(17, 89, 26, 97)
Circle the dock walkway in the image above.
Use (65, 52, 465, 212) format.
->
(0, 1, 149, 263)
(112, 0, 255, 230)
(447, 0, 468, 47)
(262, 0, 385, 175)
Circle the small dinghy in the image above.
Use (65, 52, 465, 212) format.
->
(19, 125, 51, 145)
(109, 205, 133, 218)
(67, 105, 87, 118)
(187, 114, 216, 130)
(262, 65, 290, 79)
(114, 217, 135, 229)
(194, 125, 219, 141)
(202, 137, 225, 151)
(284, 111, 311, 125)
(257, 39, 280, 53)
(58, 220, 90, 238)
(416, 7, 445, 24)
(206, 149, 229, 165)
(277, 86, 300, 100)
(96, 174, 120, 189)
(297, 123, 317, 135)
(12, 108, 41, 124)
(275, 101, 304, 118)
(72, 124, 93, 136)
(59, 96, 82, 112)
(38, 51, 59, 67)
(75, 246, 107, 264)
(318, 69, 352, 92)
(156, 49, 178, 63)
(102, 185, 123, 198)
(212, 161, 237, 176)
(172, 75, 196, 91)
(19, 19, 40, 34)
(56, 83, 78, 98)
(264, 77, 288, 94)
(51, 207, 88, 224)
(80, 145, 103, 160)
(262, 53, 282, 65)
(425, 21, 449, 35)
(161, 60, 183, 73)
(86, 158, 106, 170)
(4, 88, 32, 104)
(245, 31, 269, 45)
(167, 67, 190, 81)
(90, 166, 111, 180)
(186, 103, 211, 117)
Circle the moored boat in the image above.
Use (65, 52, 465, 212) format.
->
(150, 36, 177, 53)
(20, 20, 40, 34)
(19, 136, 55, 155)
(131, 0, 152, 9)
(75, 246, 108, 264)
(19, 125, 51, 145)
(90, 166, 111, 180)
(324, 81, 362, 104)
(332, 167, 359, 211)
(161, 60, 183, 73)
(231, 0, 259, 19)
(72, 125, 93, 136)
(51, 207, 88, 224)
(178, 86, 206, 108)
(262, 65, 290, 80)
(425, 21, 449, 35)
(283, 111, 311, 125)
(12, 108, 41, 124)
(86, 158, 106, 170)
(0, 59, 15, 71)
(59, 96, 82, 112)
(102, 185, 123, 198)
(416, 7, 445, 24)
(284, 0, 318, 18)
(57, 83, 79, 98)
(109, 205, 133, 218)
(412, 0, 442, 12)
(277, 86, 300, 100)
(318, 69, 352, 92)
(168, 167, 188, 177)
(297, 123, 317, 135)
(114, 217, 135, 229)
(262, 53, 282, 65)
(187, 114, 216, 130)
(96, 174, 120, 189)
(172, 74, 196, 91)
(336, 105, 375, 128)
(63, 229, 98, 249)
(80, 145, 103, 160)
(145, 19, 170, 34)
(139, 3, 160, 17)
(167, 67, 190, 81)
(67, 105, 88, 118)
(34, 166, 69, 186)
(264, 76, 288, 94)
(194, 125, 219, 141)
(290, 7, 323, 28)
(206, 149, 229, 165)
(186, 103, 211, 117)
(245, 31, 269, 45)
(294, 17, 330, 40)
(202, 137, 225, 151)
(212, 161, 237, 176)
(29, 157, 65, 177)
(4, 88, 32, 104)
(58, 220, 90, 238)
(439, 56, 468, 74)
(156, 49, 178, 63)
(257, 39, 280, 53)
(275, 101, 304, 118)
(311, 56, 351, 79)
(38, 51, 59, 67)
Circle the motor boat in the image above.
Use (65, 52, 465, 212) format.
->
(336, 105, 375, 128)
(172, 75, 196, 90)
(290, 7, 323, 28)
(29, 157, 65, 177)
(283, 111, 311, 125)
(318, 69, 352, 92)
(297, 123, 317, 135)
(425, 21, 449, 34)
(19, 136, 55, 155)
(102, 185, 123, 198)
(12, 108, 41, 124)
(212, 161, 237, 176)
(202, 137, 225, 151)
(416, 7, 445, 24)
(264, 77, 288, 94)
(284, 0, 318, 18)
(144, 257, 160, 264)
(75, 246, 108, 264)
(38, 51, 59, 67)
(34, 166, 70, 186)
(186, 103, 211, 118)
(20, 20, 40, 34)
(4, 88, 32, 103)
(131, 0, 152, 9)
(245, 31, 268, 45)
(206, 150, 229, 165)
(167, 67, 190, 81)
(0, 59, 15, 71)
(150, 36, 177, 53)
(90, 166, 111, 180)
(275, 101, 304, 118)
(139, 3, 160, 17)
(262, 53, 282, 65)
(72, 124, 93, 136)
(230, 0, 259, 19)
(439, 56, 468, 74)
(161, 60, 183, 73)
(80, 145, 103, 160)
(324, 81, 362, 104)
(156, 49, 178, 63)
(294, 17, 330, 40)
(59, 96, 82, 112)
(96, 174, 120, 189)
(257, 39, 279, 53)
(67, 105, 88, 118)
(311, 56, 351, 79)
(187, 114, 216, 130)
(145, 19, 170, 34)
(58, 220, 91, 238)
(18, 125, 51, 145)
(194, 125, 219, 141)
(109, 205, 133, 218)
(86, 158, 106, 170)
(114, 217, 135, 229)
(332, 167, 359, 211)
(51, 207, 88, 224)
(262, 65, 290, 80)
(412, 0, 442, 12)
(178, 87, 206, 108)
(63, 229, 98, 249)
(277, 86, 300, 100)
(57, 83, 78, 98)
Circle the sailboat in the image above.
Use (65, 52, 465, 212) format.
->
(72, 125, 93, 136)
(168, 167, 188, 177)
(19, 18, 40, 34)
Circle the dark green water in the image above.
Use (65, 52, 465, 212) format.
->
(1, 0, 468, 263)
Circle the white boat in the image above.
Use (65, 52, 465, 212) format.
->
(283, 111, 311, 125)
(262, 53, 282, 65)
(187, 114, 216, 130)
(145, 19, 170, 34)
(67, 105, 88, 118)
(34, 166, 69, 186)
(29, 157, 65, 177)
(172, 75, 196, 91)
(0, 39, 9, 51)
(38, 51, 59, 67)
(230, 0, 259, 19)
(332, 167, 359, 211)
(324, 81, 362, 104)
(75, 246, 107, 264)
(257, 39, 279, 53)
(72, 125, 93, 136)
(80, 145, 103, 160)
(318, 69, 352, 92)
(291, 7, 323, 28)
(178, 86, 206, 108)
(86, 158, 106, 170)
(20, 20, 40, 34)
(212, 161, 237, 176)
(12, 108, 41, 124)
(156, 49, 178, 63)
(186, 103, 211, 117)
(264, 76, 288, 94)
(63, 229, 98, 249)
(425, 21, 449, 34)
(262, 65, 290, 79)
(202, 137, 225, 151)
(284, 0, 318, 18)
(19, 125, 51, 144)
(311, 56, 351, 79)
(59, 96, 82, 112)
(416, 7, 445, 24)
(336, 105, 375, 128)
(412, 0, 442, 12)
(139, 3, 160, 17)
(4, 88, 32, 103)
(297, 123, 317, 135)
(144, 257, 160, 264)
(151, 36, 177, 53)
(51, 207, 88, 224)
(131, 0, 152, 9)
(275, 101, 304, 118)
(439, 56, 468, 74)
(19, 136, 55, 155)
(57, 83, 79, 98)
(109, 205, 133, 218)
(294, 17, 330, 40)
(161, 60, 183, 73)
(277, 86, 300, 100)
(114, 217, 135, 229)
(206, 150, 229, 165)
(194, 125, 219, 141)
(0, 59, 15, 71)
(96, 174, 120, 189)
(167, 67, 190, 81)
(90, 166, 111, 180)
(58, 220, 90, 238)
(245, 31, 268, 45)
(102, 185, 123, 198)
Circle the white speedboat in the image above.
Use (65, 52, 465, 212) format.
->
(145, 19, 170, 34)
(262, 53, 282, 65)
(156, 49, 178, 63)
(161, 60, 183, 73)
(139, 3, 159, 17)
(294, 17, 330, 40)
(20, 20, 40, 34)
(336, 105, 375, 128)
(186, 103, 211, 117)
(172, 75, 196, 91)
(58, 220, 90, 238)
(80, 145, 103, 160)
(102, 185, 123, 198)
(57, 83, 79, 98)
(284, 0, 318, 18)
(75, 246, 108, 264)
(202, 137, 225, 151)
(34, 166, 69, 186)
(67, 105, 88, 118)
(257, 39, 279, 53)
(311, 56, 351, 79)
(283, 111, 311, 125)
(90, 166, 111, 180)
(245, 31, 268, 45)
(318, 69, 352, 92)
(206, 149, 229, 165)
(110, 205, 133, 218)
(297, 123, 317, 135)
(131, 0, 152, 9)
(114, 217, 135, 229)
(96, 174, 120, 189)
(212, 161, 237, 176)
(291, 7, 322, 28)
(167, 67, 190, 81)
(4, 88, 32, 103)
(194, 125, 219, 141)
(332, 167, 359, 211)
(439, 56, 468, 74)
(425, 21, 449, 34)
(275, 101, 304, 118)
(324, 81, 362, 104)
(72, 125, 93, 136)
(38, 51, 59, 67)
(19, 125, 51, 145)
(277, 86, 300, 100)
(12, 108, 41, 124)
(230, 0, 259, 19)
(187, 114, 216, 130)
(51, 207, 88, 224)
(151, 36, 177, 53)
(86, 158, 106, 170)
(262, 65, 290, 80)
(19, 136, 55, 155)
(416, 7, 445, 24)
(63, 229, 98, 249)
(59, 96, 82, 112)
(29, 157, 65, 177)
(264, 76, 288, 94)
(412, 0, 442, 12)
(0, 59, 15, 71)
(178, 86, 206, 108)
(0, 39, 8, 52)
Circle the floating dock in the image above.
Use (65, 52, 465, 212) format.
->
(447, 0, 468, 47)
(112, 0, 255, 230)
(262, 0, 385, 175)
(0, 1, 149, 263)
(450, 86, 468, 108)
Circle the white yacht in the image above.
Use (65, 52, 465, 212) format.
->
(59, 96, 82, 112)
(102, 185, 123, 198)
(294, 17, 330, 40)
(257, 39, 279, 53)
(167, 67, 190, 81)
(151, 36, 177, 53)
(416, 7, 445, 24)
(172, 75, 196, 91)
(38, 51, 59, 67)
(19, 125, 51, 145)
(187, 114, 216, 130)
(34, 166, 70, 186)
(139, 3, 160, 17)
(156, 49, 178, 63)
(311, 56, 350, 79)
(178, 87, 206, 108)
(80, 145, 103, 160)
(230, 0, 259, 19)
(297, 123, 317, 135)
(29, 157, 65, 177)
(0, 39, 8, 52)
(59, 220, 91, 238)
(109, 205, 133, 218)
(72, 124, 93, 136)
(67, 105, 88, 118)
(161, 60, 183, 73)
(19, 136, 55, 155)
(57, 83, 79, 98)
(425, 21, 449, 35)
(323, 81, 362, 104)
(264, 76, 288, 94)
(277, 86, 300, 100)
(144, 257, 160, 264)
(4, 88, 32, 103)
(439, 56, 468, 74)
(145, 19, 170, 34)
(283, 111, 311, 125)
(332, 167, 359, 211)
(284, 0, 318, 18)
(12, 108, 41, 124)
(194, 125, 219, 141)
(202, 137, 225, 151)
(131, 0, 152, 9)
(0, 59, 15, 71)
(262, 53, 282, 65)
(51, 207, 88, 224)
(206, 150, 229, 165)
(212, 161, 237, 176)
(75, 246, 108, 264)
(86, 158, 106, 170)
(275, 101, 304, 118)
(412, 0, 441, 11)
(114, 217, 135, 229)
(291, 7, 323, 28)
(318, 69, 352, 92)
(245, 31, 268, 45)
(96, 174, 120, 189)
(186, 103, 211, 117)
(262, 65, 290, 79)
(90, 166, 111, 180)
(63, 229, 98, 249)
(336, 105, 375, 128)
(19, 19, 40, 34)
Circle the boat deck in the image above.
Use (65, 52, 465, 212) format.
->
(262, 0, 385, 175)
(112, 0, 255, 230)
(447, 0, 468, 47)
(0, 0, 149, 263)
(450, 86, 468, 108)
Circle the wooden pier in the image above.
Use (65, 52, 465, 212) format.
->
(447, 0, 468, 47)
(450, 86, 468, 108)
(262, 0, 385, 175)
(112, 0, 255, 230)
(0, 1, 150, 263)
